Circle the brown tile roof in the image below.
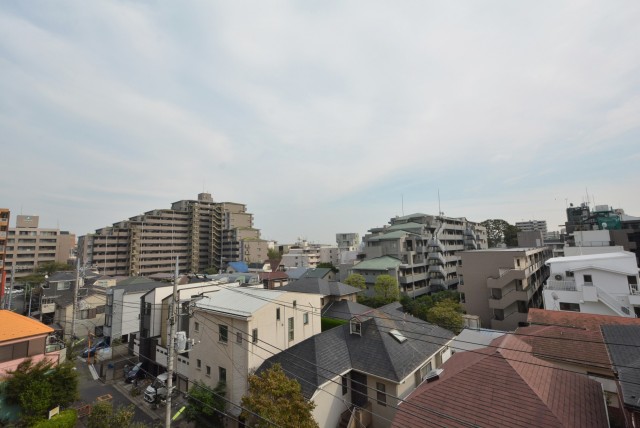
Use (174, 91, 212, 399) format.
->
(0, 310, 53, 342)
(528, 308, 640, 331)
(524, 308, 640, 373)
(392, 334, 609, 428)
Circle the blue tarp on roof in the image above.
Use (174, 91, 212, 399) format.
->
(227, 261, 249, 273)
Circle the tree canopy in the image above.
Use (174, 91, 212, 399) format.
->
(343, 273, 366, 289)
(87, 402, 147, 428)
(241, 364, 318, 428)
(401, 291, 465, 333)
(373, 274, 400, 302)
(480, 219, 520, 247)
(6, 359, 79, 426)
(185, 381, 226, 427)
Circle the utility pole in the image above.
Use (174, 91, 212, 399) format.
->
(6, 266, 14, 310)
(165, 257, 179, 427)
(71, 259, 80, 340)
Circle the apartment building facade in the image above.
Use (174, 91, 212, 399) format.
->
(189, 287, 323, 422)
(0, 208, 9, 305)
(542, 251, 640, 318)
(355, 213, 488, 297)
(78, 193, 267, 277)
(4, 215, 75, 281)
(459, 247, 551, 331)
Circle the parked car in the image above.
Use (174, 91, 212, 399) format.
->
(81, 339, 109, 358)
(125, 362, 145, 383)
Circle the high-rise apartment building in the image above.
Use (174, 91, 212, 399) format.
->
(78, 193, 266, 276)
(0, 209, 10, 304)
(4, 215, 75, 281)
(354, 213, 488, 297)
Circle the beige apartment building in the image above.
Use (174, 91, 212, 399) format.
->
(78, 193, 267, 277)
(4, 215, 75, 281)
(459, 247, 551, 331)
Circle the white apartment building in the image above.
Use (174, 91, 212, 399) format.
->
(543, 251, 640, 318)
(189, 287, 323, 421)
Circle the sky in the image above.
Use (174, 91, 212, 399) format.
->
(1, 1, 640, 245)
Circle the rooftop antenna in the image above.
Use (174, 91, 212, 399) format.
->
(401, 194, 404, 216)
(438, 188, 443, 217)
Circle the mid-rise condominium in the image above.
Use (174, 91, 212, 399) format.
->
(4, 215, 76, 281)
(353, 213, 488, 297)
(78, 193, 268, 276)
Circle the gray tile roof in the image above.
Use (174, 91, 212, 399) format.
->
(601, 325, 640, 410)
(277, 278, 360, 297)
(321, 300, 373, 321)
(260, 306, 454, 399)
(113, 277, 168, 293)
(299, 268, 332, 279)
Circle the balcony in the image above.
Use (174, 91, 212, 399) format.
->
(428, 265, 446, 276)
(487, 268, 526, 289)
(427, 252, 445, 265)
(544, 279, 578, 291)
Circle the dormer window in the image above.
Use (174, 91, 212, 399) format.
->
(350, 319, 362, 336)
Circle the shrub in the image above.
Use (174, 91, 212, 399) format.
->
(32, 409, 78, 428)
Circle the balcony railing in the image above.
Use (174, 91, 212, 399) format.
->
(544, 280, 578, 291)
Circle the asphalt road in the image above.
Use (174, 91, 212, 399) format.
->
(75, 358, 160, 426)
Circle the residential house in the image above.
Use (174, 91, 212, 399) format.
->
(392, 333, 609, 428)
(260, 302, 455, 428)
(136, 280, 233, 391)
(458, 246, 551, 330)
(226, 261, 249, 274)
(297, 267, 336, 282)
(104, 277, 167, 343)
(189, 287, 324, 422)
(258, 271, 289, 289)
(277, 278, 361, 307)
(0, 310, 63, 379)
(542, 251, 640, 317)
(526, 308, 640, 425)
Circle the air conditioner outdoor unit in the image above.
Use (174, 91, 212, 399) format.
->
(554, 274, 563, 281)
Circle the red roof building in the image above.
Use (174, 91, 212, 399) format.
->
(392, 334, 609, 428)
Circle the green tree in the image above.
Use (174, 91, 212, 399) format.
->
(481, 219, 520, 247)
(267, 248, 282, 260)
(185, 381, 226, 427)
(343, 273, 366, 290)
(373, 275, 400, 302)
(426, 299, 464, 333)
(36, 261, 72, 276)
(204, 266, 219, 275)
(241, 364, 318, 428)
(6, 359, 80, 425)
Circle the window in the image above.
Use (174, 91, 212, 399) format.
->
(276, 308, 281, 321)
(194, 322, 200, 332)
(197, 359, 201, 370)
(252, 328, 258, 343)
(303, 312, 309, 325)
(219, 367, 227, 384)
(629, 276, 639, 293)
(236, 332, 242, 343)
(144, 302, 151, 315)
(584, 274, 593, 284)
(288, 317, 294, 341)
(206, 365, 211, 376)
(559, 302, 580, 312)
(342, 376, 348, 395)
(57, 282, 71, 291)
(219, 325, 228, 343)
(293, 300, 297, 308)
(376, 382, 386, 406)
(96, 305, 105, 314)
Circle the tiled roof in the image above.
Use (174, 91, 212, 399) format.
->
(0, 310, 53, 342)
(299, 268, 332, 279)
(260, 307, 454, 399)
(601, 325, 640, 411)
(351, 256, 402, 271)
(528, 308, 640, 331)
(46, 271, 77, 282)
(258, 271, 288, 280)
(278, 278, 360, 297)
(321, 300, 373, 321)
(285, 267, 309, 280)
(392, 335, 609, 428)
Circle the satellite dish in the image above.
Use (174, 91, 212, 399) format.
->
(551, 292, 559, 300)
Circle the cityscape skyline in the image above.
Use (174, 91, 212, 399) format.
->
(1, 2, 639, 244)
